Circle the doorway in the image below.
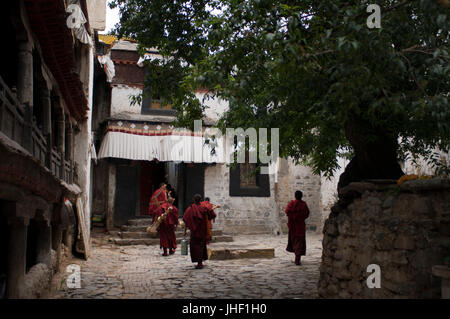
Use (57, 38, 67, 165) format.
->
(114, 162, 139, 225)
(178, 163, 206, 216)
(139, 161, 166, 215)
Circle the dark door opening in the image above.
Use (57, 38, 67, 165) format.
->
(179, 163, 205, 216)
(139, 161, 166, 216)
(114, 163, 139, 225)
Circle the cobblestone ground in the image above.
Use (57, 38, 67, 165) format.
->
(46, 232, 323, 299)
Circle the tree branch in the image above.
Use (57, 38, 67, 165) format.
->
(401, 45, 449, 59)
(385, 0, 413, 13)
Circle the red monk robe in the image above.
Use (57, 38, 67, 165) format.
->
(156, 202, 179, 255)
(285, 199, 310, 263)
(183, 203, 216, 268)
(147, 186, 168, 217)
(200, 201, 216, 244)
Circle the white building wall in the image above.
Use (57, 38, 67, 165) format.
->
(196, 92, 229, 122)
(74, 45, 95, 251)
(110, 85, 143, 116)
(275, 158, 323, 233)
(204, 164, 281, 235)
(402, 149, 449, 176)
(319, 156, 348, 225)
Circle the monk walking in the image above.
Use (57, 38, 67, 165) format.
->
(148, 183, 168, 216)
(285, 190, 310, 265)
(183, 194, 216, 269)
(200, 197, 220, 244)
(156, 197, 179, 256)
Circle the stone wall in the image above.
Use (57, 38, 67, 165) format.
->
(319, 179, 450, 298)
(22, 263, 52, 299)
(205, 159, 326, 235)
(204, 164, 281, 235)
(275, 158, 323, 233)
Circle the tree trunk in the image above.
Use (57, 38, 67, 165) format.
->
(338, 116, 404, 190)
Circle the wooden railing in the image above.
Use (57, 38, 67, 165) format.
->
(0, 76, 25, 146)
(31, 121, 47, 166)
(0, 75, 76, 185)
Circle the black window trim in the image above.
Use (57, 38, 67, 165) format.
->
(229, 163, 270, 197)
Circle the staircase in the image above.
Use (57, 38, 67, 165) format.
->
(110, 217, 234, 246)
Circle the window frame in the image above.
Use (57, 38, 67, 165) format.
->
(229, 163, 270, 197)
(141, 68, 176, 116)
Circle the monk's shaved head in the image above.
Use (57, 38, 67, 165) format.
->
(193, 194, 202, 204)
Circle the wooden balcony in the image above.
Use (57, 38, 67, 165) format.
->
(0, 75, 77, 185)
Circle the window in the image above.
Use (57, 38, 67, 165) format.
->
(142, 94, 176, 115)
(239, 162, 258, 188)
(141, 69, 176, 115)
(229, 150, 270, 197)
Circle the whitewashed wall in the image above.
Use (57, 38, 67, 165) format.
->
(402, 149, 449, 176)
(110, 85, 143, 116)
(319, 156, 348, 224)
(74, 45, 95, 246)
(204, 164, 281, 235)
(275, 158, 323, 233)
(196, 92, 229, 122)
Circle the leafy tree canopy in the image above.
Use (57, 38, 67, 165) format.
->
(110, 0, 449, 185)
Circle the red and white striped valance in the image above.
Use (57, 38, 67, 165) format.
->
(98, 127, 226, 163)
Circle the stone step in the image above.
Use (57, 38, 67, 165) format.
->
(176, 229, 222, 236)
(127, 218, 154, 226)
(108, 230, 121, 237)
(121, 225, 149, 232)
(118, 228, 223, 239)
(112, 235, 233, 246)
(120, 225, 223, 236)
(207, 243, 275, 260)
(119, 231, 151, 239)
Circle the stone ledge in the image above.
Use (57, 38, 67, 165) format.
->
(400, 179, 450, 192)
(338, 181, 397, 199)
(337, 178, 450, 203)
(111, 235, 233, 246)
(207, 243, 275, 260)
(432, 265, 450, 279)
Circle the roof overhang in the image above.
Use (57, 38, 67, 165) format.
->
(24, 0, 89, 122)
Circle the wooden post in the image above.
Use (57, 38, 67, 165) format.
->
(6, 213, 28, 299)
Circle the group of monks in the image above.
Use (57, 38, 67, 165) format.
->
(147, 183, 219, 269)
(148, 182, 310, 268)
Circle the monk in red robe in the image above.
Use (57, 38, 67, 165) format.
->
(285, 190, 310, 265)
(147, 183, 168, 217)
(156, 197, 179, 256)
(200, 197, 220, 244)
(183, 194, 216, 269)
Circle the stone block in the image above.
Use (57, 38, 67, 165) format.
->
(207, 244, 274, 260)
(382, 195, 396, 209)
(394, 236, 416, 250)
(348, 280, 363, 295)
(391, 251, 409, 265)
(324, 222, 338, 237)
(373, 232, 395, 251)
(383, 266, 412, 283)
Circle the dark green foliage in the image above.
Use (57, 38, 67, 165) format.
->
(110, 0, 449, 178)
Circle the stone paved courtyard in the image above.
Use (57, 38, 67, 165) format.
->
(46, 232, 323, 299)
